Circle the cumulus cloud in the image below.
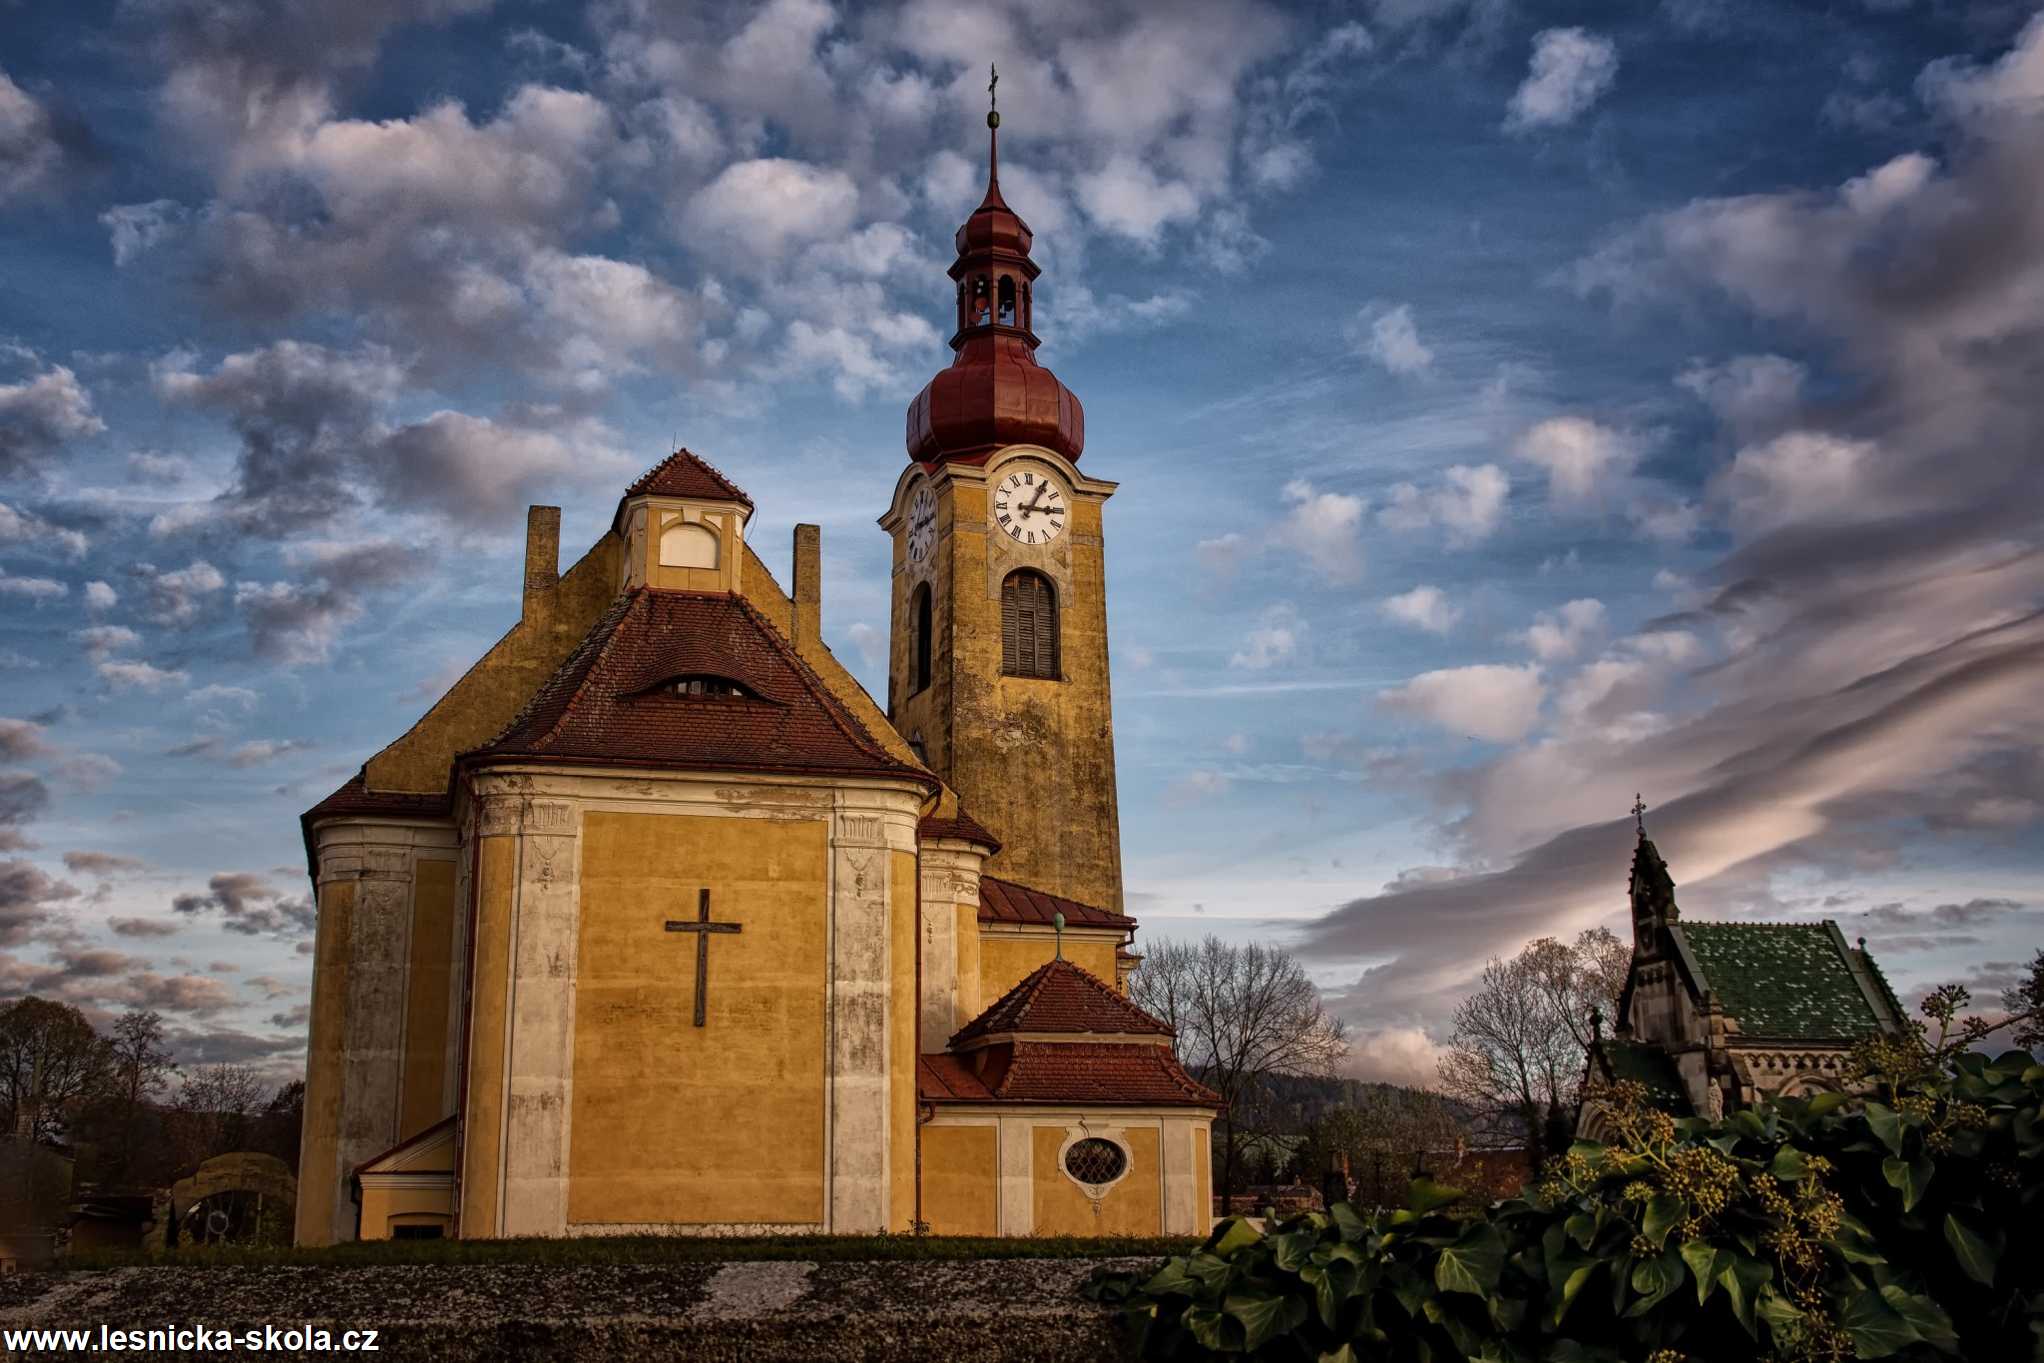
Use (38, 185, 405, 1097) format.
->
(109, 916, 182, 939)
(82, 581, 117, 611)
(0, 348, 104, 478)
(1513, 416, 1637, 505)
(0, 856, 77, 946)
(0, 720, 52, 762)
(684, 157, 861, 265)
(1519, 598, 1606, 661)
(1380, 585, 1462, 634)
(1379, 663, 1546, 743)
(0, 573, 66, 604)
(0, 502, 88, 558)
(63, 851, 148, 878)
(1505, 28, 1619, 132)
(165, 735, 315, 767)
(1377, 465, 1509, 546)
(1231, 603, 1305, 670)
(1276, 480, 1366, 584)
(1714, 431, 1878, 536)
(96, 659, 189, 692)
(1355, 303, 1433, 376)
(1676, 354, 1807, 438)
(0, 70, 63, 201)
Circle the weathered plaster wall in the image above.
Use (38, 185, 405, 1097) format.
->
(882, 448, 1125, 914)
(455, 769, 924, 1239)
(918, 842, 986, 1048)
(400, 858, 456, 1143)
(1032, 1126, 1160, 1237)
(572, 809, 829, 1228)
(890, 849, 918, 1231)
(296, 819, 458, 1247)
(920, 1125, 998, 1235)
(359, 1184, 455, 1240)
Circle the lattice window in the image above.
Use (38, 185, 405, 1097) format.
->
(1063, 1137, 1127, 1186)
(1001, 570, 1059, 679)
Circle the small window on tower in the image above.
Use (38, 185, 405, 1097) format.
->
(972, 276, 991, 325)
(661, 675, 757, 699)
(913, 583, 933, 694)
(1001, 570, 1059, 680)
(997, 276, 1016, 325)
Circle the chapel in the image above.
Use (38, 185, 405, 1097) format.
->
(1580, 816, 1906, 1132)
(293, 107, 1219, 1245)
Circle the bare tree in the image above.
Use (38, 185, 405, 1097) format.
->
(0, 997, 115, 1144)
(1437, 927, 1628, 1162)
(1142, 935, 1348, 1209)
(2003, 950, 2044, 1050)
(102, 1010, 177, 1180)
(168, 1062, 270, 1170)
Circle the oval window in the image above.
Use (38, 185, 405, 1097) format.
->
(1063, 1137, 1127, 1186)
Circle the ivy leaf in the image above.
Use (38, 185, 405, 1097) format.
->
(1271, 1227, 1320, 1273)
(1139, 1258, 1198, 1299)
(1879, 1284, 1959, 1352)
(1804, 1090, 1851, 1117)
(1769, 1146, 1811, 1181)
(1865, 1101, 1905, 1156)
(1329, 1201, 1368, 1243)
(1185, 1306, 1235, 1353)
(1839, 1288, 1916, 1360)
(1434, 1222, 1507, 1296)
(1716, 1255, 1772, 1338)
(1757, 1285, 1804, 1340)
(1642, 1194, 1684, 1249)
(1624, 1250, 1687, 1317)
(1679, 1240, 1723, 1305)
(1318, 1348, 1360, 1363)
(1224, 1289, 1308, 1352)
(1943, 1212, 2000, 1286)
(1205, 1217, 1262, 1258)
(1553, 1262, 1600, 1327)
(1830, 1213, 1887, 1266)
(1565, 1211, 1597, 1251)
(1407, 1178, 1465, 1215)
(1882, 1155, 1934, 1212)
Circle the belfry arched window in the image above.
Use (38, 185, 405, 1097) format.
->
(1001, 570, 1058, 680)
(912, 582, 933, 694)
(997, 275, 1017, 325)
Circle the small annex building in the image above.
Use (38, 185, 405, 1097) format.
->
(1583, 821, 1907, 1129)
(297, 108, 1219, 1246)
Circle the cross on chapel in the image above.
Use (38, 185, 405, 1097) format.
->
(664, 887, 742, 1027)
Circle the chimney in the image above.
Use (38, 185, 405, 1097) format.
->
(792, 524, 821, 645)
(523, 505, 560, 621)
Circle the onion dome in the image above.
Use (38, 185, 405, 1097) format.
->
(905, 104, 1084, 466)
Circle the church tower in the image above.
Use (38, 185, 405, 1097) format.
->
(880, 96, 1124, 914)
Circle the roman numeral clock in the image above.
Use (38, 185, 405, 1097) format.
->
(993, 468, 1066, 545)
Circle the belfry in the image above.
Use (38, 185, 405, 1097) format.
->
(294, 96, 1217, 1246)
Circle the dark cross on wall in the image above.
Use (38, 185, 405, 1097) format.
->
(664, 887, 743, 1027)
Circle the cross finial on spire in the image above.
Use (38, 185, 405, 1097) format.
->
(988, 62, 998, 113)
(1632, 793, 1648, 834)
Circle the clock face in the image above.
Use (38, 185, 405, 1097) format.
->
(991, 467, 1067, 546)
(906, 485, 937, 565)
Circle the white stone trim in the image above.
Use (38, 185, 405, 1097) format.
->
(1056, 1121, 1133, 1201)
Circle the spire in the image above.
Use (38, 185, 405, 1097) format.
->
(904, 77, 1085, 466)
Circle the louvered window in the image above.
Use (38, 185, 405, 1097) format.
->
(1001, 571, 1059, 679)
(913, 584, 933, 694)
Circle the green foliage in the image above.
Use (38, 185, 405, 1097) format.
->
(1085, 1044, 2044, 1361)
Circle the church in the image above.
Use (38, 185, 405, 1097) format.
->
(293, 109, 1220, 1245)
(1582, 816, 1906, 1130)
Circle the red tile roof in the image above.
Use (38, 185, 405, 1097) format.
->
(919, 1044, 1221, 1108)
(949, 958, 1172, 1048)
(304, 772, 451, 824)
(978, 876, 1133, 931)
(465, 589, 934, 788)
(918, 809, 1001, 851)
(623, 448, 753, 508)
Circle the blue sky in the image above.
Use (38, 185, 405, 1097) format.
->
(1, 0, 2039, 1082)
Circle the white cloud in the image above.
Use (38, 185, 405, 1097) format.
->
(136, 560, 226, 626)
(186, 684, 259, 711)
(0, 352, 105, 478)
(1277, 480, 1366, 584)
(1380, 585, 1462, 634)
(0, 502, 86, 558)
(1513, 416, 1638, 506)
(74, 625, 138, 660)
(1715, 431, 1876, 536)
(82, 581, 116, 611)
(1195, 532, 1247, 578)
(100, 200, 187, 266)
(97, 660, 189, 692)
(1167, 769, 1231, 803)
(1074, 155, 1201, 246)
(0, 71, 61, 201)
(0, 573, 65, 603)
(1505, 28, 1619, 132)
(1231, 603, 1305, 670)
(1519, 598, 1606, 661)
(1377, 464, 1510, 546)
(1675, 354, 1807, 436)
(1357, 303, 1433, 376)
(683, 157, 861, 266)
(1379, 663, 1546, 742)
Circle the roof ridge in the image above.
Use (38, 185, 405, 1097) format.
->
(530, 590, 642, 753)
(623, 447, 753, 506)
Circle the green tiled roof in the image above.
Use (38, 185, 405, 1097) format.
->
(1599, 1040, 1692, 1115)
(1675, 922, 1887, 1041)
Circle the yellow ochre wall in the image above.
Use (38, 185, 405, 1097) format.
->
(979, 932, 1118, 1012)
(358, 1184, 456, 1240)
(920, 1125, 998, 1235)
(457, 837, 514, 1238)
(1032, 1126, 1163, 1237)
(293, 878, 354, 1246)
(954, 904, 982, 1026)
(890, 849, 918, 1231)
(399, 859, 455, 1141)
(568, 811, 829, 1227)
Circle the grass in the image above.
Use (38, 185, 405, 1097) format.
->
(60, 1232, 1198, 1271)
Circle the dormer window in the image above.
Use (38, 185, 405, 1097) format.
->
(662, 675, 758, 699)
